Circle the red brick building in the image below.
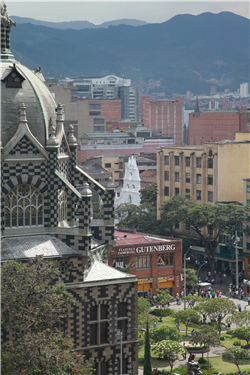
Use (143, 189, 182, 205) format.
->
(188, 106, 250, 145)
(101, 99, 121, 123)
(140, 97, 184, 146)
(109, 231, 183, 296)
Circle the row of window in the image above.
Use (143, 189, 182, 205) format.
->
(113, 254, 174, 269)
(164, 155, 213, 169)
(164, 187, 213, 201)
(164, 171, 213, 185)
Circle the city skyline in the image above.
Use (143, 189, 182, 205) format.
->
(7, 1, 249, 24)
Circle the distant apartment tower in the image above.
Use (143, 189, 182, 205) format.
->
(64, 75, 139, 122)
(188, 98, 250, 145)
(140, 97, 184, 146)
(210, 85, 217, 96)
(240, 83, 249, 98)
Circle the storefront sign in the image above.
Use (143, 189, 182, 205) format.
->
(138, 278, 153, 284)
(118, 244, 175, 254)
(158, 276, 175, 282)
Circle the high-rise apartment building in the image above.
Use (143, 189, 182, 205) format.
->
(240, 83, 249, 98)
(140, 97, 184, 146)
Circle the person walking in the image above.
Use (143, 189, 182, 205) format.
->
(176, 322, 180, 332)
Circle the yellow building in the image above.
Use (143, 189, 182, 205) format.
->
(157, 133, 250, 273)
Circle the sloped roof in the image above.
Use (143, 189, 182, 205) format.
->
(84, 261, 136, 283)
(1, 235, 79, 262)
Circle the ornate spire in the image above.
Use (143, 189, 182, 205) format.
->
(1, 1, 16, 58)
(67, 124, 77, 147)
(194, 96, 200, 117)
(19, 103, 28, 127)
(47, 118, 59, 147)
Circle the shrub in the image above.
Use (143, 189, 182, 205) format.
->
(150, 308, 175, 317)
(220, 336, 225, 341)
(233, 339, 241, 346)
(198, 357, 207, 364)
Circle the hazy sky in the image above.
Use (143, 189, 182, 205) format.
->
(6, 1, 249, 24)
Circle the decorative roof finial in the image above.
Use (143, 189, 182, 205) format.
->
(67, 124, 77, 146)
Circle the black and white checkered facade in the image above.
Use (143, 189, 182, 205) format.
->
(1, 8, 138, 373)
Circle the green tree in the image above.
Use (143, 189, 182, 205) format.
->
(1, 258, 94, 375)
(174, 309, 200, 336)
(143, 321, 152, 375)
(153, 340, 186, 373)
(231, 327, 250, 348)
(194, 298, 237, 333)
(154, 289, 175, 306)
(160, 195, 250, 277)
(182, 295, 202, 309)
(185, 268, 198, 290)
(189, 326, 220, 359)
(140, 183, 158, 207)
(138, 298, 155, 329)
(150, 326, 181, 343)
(222, 346, 250, 373)
(226, 310, 250, 328)
(115, 258, 137, 273)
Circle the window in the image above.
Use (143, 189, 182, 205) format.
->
(174, 156, 179, 166)
(94, 118, 105, 124)
(185, 157, 190, 167)
(164, 171, 169, 181)
(117, 302, 128, 341)
(208, 158, 213, 168)
(94, 126, 105, 132)
(185, 173, 190, 183)
(158, 253, 174, 266)
(105, 163, 111, 168)
(58, 190, 67, 223)
(175, 188, 179, 196)
(90, 103, 101, 109)
(117, 359, 128, 375)
(113, 257, 129, 268)
(208, 191, 213, 202)
(196, 174, 202, 184)
(90, 111, 101, 116)
(196, 157, 202, 168)
(175, 172, 179, 182)
(164, 155, 169, 165)
(164, 187, 169, 196)
(185, 189, 190, 194)
(208, 175, 213, 185)
(5, 184, 44, 228)
(136, 255, 151, 269)
(89, 304, 109, 345)
(196, 190, 201, 200)
(118, 302, 127, 317)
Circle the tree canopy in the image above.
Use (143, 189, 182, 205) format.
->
(189, 326, 220, 359)
(140, 182, 158, 207)
(153, 340, 186, 373)
(1, 257, 94, 375)
(160, 195, 250, 276)
(174, 309, 200, 336)
(222, 347, 250, 373)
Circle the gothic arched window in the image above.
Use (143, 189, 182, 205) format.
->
(58, 190, 67, 223)
(5, 184, 44, 228)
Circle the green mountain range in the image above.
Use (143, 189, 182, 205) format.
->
(10, 12, 249, 95)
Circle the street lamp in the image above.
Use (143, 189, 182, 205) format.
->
(184, 246, 192, 310)
(117, 328, 146, 375)
(197, 261, 208, 283)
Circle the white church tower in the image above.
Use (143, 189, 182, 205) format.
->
(115, 155, 141, 207)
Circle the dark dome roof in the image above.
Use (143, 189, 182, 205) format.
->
(1, 56, 57, 148)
